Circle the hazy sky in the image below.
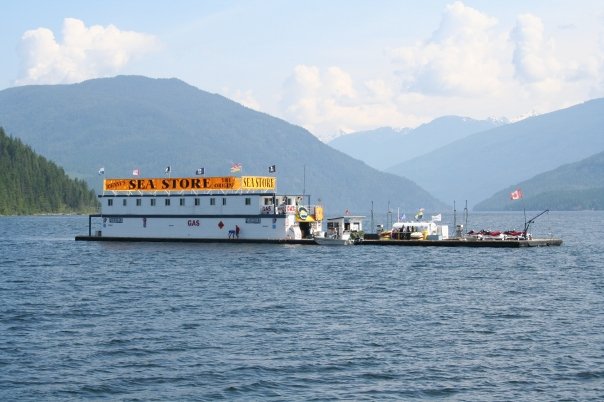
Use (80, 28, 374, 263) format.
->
(2, 0, 603, 140)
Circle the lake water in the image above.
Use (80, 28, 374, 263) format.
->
(1, 212, 603, 400)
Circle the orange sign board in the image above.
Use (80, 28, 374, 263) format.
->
(103, 176, 276, 192)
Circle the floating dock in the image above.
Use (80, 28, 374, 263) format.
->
(360, 238, 562, 247)
(75, 235, 562, 247)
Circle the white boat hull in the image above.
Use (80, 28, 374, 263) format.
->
(314, 237, 353, 246)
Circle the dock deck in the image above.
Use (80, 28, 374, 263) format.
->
(76, 235, 562, 247)
(361, 238, 562, 247)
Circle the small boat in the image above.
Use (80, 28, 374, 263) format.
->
(314, 231, 354, 246)
(314, 237, 354, 246)
(389, 220, 449, 240)
(314, 215, 365, 246)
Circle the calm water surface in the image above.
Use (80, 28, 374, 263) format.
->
(1, 212, 603, 400)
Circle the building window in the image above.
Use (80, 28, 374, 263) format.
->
(150, 199, 156, 206)
(245, 197, 251, 205)
(165, 198, 171, 206)
(210, 198, 216, 206)
(122, 199, 127, 206)
(180, 198, 185, 206)
(107, 199, 113, 206)
(194, 198, 200, 206)
(136, 199, 142, 206)
(222, 198, 227, 206)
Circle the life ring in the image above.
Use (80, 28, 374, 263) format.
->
(298, 206, 309, 220)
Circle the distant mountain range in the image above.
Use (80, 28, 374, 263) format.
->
(0, 75, 446, 216)
(475, 150, 604, 211)
(328, 116, 506, 170)
(386, 99, 604, 207)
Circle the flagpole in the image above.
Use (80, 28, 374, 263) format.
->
(453, 200, 457, 236)
(510, 188, 526, 231)
(371, 201, 374, 234)
(464, 200, 468, 235)
(524, 208, 527, 233)
(520, 189, 526, 232)
(303, 165, 306, 196)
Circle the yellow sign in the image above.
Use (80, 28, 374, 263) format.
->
(314, 206, 324, 221)
(103, 176, 276, 192)
(240, 176, 276, 190)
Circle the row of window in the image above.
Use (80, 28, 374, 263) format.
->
(106, 197, 254, 207)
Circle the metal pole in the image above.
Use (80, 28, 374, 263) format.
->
(303, 165, 306, 196)
(464, 200, 468, 234)
(453, 200, 457, 236)
(371, 201, 374, 234)
(387, 200, 391, 229)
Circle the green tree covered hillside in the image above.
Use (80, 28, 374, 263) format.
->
(0, 127, 98, 215)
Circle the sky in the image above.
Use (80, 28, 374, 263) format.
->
(2, 0, 604, 141)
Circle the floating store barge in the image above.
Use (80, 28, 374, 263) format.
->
(76, 175, 324, 243)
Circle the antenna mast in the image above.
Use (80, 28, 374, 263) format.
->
(464, 200, 468, 235)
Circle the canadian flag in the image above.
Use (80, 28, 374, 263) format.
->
(510, 189, 523, 200)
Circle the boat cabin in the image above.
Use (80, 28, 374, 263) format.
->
(391, 220, 449, 240)
(325, 215, 365, 238)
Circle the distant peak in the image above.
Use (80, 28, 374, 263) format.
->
(509, 110, 540, 123)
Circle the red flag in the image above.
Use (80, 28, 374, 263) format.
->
(510, 189, 523, 200)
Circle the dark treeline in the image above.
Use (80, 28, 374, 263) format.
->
(0, 127, 98, 215)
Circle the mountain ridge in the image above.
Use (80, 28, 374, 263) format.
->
(386, 98, 604, 207)
(0, 75, 446, 216)
(328, 116, 506, 170)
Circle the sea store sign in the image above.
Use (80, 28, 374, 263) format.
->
(104, 176, 276, 192)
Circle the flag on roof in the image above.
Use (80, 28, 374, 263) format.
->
(268, 164, 276, 173)
(165, 166, 171, 174)
(510, 189, 523, 200)
(98, 167, 105, 175)
(132, 168, 140, 176)
(431, 213, 442, 222)
(415, 208, 424, 220)
(195, 167, 205, 175)
(230, 163, 242, 173)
